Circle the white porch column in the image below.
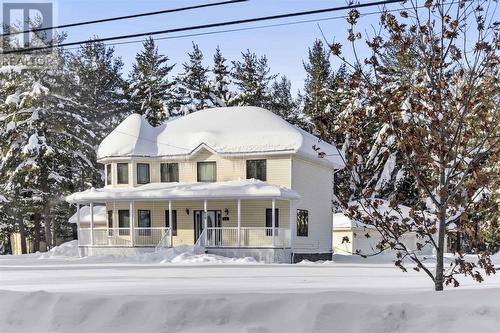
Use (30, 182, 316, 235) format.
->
(168, 200, 173, 247)
(237, 199, 241, 247)
(271, 199, 276, 247)
(130, 201, 135, 246)
(89, 202, 94, 246)
(204, 199, 208, 245)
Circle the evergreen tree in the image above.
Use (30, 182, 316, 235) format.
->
(231, 50, 276, 107)
(269, 76, 304, 126)
(127, 37, 176, 126)
(176, 43, 211, 114)
(208, 46, 232, 107)
(68, 39, 129, 195)
(0, 51, 97, 251)
(303, 40, 331, 119)
(69, 39, 128, 139)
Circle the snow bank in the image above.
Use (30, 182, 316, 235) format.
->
(126, 245, 257, 264)
(40, 240, 80, 259)
(0, 288, 498, 333)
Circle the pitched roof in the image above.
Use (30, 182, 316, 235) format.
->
(97, 106, 345, 168)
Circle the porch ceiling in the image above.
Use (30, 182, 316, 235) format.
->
(66, 179, 300, 204)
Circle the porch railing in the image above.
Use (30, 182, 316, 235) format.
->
(206, 227, 291, 248)
(78, 227, 170, 247)
(78, 227, 289, 248)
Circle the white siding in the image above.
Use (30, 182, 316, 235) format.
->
(291, 156, 334, 254)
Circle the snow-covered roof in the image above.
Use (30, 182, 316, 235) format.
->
(66, 179, 300, 204)
(97, 107, 345, 169)
(333, 199, 442, 230)
(68, 206, 107, 224)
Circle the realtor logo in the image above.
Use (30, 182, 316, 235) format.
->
(2, 1, 53, 53)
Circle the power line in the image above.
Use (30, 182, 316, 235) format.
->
(3, 0, 404, 54)
(61, 1, 457, 52)
(0, 0, 248, 37)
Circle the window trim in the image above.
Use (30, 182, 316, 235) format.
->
(246, 159, 267, 181)
(197, 161, 217, 182)
(136, 163, 150, 185)
(165, 210, 178, 236)
(160, 162, 179, 183)
(117, 163, 129, 185)
(296, 209, 309, 237)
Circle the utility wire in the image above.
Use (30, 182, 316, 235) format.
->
(76, 2, 447, 51)
(2, 0, 404, 54)
(0, 0, 248, 37)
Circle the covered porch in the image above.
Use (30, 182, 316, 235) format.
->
(66, 180, 299, 250)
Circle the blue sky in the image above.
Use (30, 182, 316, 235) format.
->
(52, 0, 402, 92)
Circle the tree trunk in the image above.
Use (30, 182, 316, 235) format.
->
(17, 217, 27, 254)
(434, 205, 446, 291)
(43, 202, 52, 251)
(33, 212, 41, 252)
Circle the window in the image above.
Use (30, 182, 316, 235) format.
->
(107, 210, 113, 236)
(265, 208, 279, 236)
(118, 210, 130, 235)
(107, 210, 113, 228)
(117, 163, 129, 184)
(297, 209, 309, 237)
(137, 163, 150, 184)
(161, 163, 179, 182)
(165, 210, 178, 236)
(106, 164, 112, 185)
(246, 159, 267, 181)
(138, 210, 151, 236)
(197, 162, 216, 182)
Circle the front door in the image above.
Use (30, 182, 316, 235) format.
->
(193, 210, 222, 244)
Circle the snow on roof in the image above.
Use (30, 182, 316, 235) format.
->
(68, 205, 107, 224)
(66, 179, 300, 204)
(97, 107, 345, 169)
(333, 199, 441, 230)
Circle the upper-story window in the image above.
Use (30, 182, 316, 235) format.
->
(161, 163, 179, 182)
(197, 162, 216, 182)
(117, 163, 129, 184)
(137, 163, 150, 184)
(246, 159, 267, 181)
(106, 164, 112, 185)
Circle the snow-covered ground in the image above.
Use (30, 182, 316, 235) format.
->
(0, 242, 499, 333)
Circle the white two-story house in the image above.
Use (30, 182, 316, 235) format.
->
(66, 106, 345, 263)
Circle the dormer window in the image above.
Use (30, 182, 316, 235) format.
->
(161, 163, 179, 182)
(197, 162, 216, 182)
(106, 164, 112, 185)
(117, 163, 129, 184)
(246, 159, 266, 181)
(137, 163, 150, 184)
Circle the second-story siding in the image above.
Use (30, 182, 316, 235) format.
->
(104, 148, 292, 188)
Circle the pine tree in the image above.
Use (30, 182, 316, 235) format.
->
(68, 39, 129, 195)
(231, 50, 276, 107)
(69, 39, 128, 139)
(0, 50, 97, 251)
(176, 43, 211, 114)
(303, 40, 331, 119)
(127, 37, 176, 126)
(269, 76, 304, 126)
(208, 46, 232, 107)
